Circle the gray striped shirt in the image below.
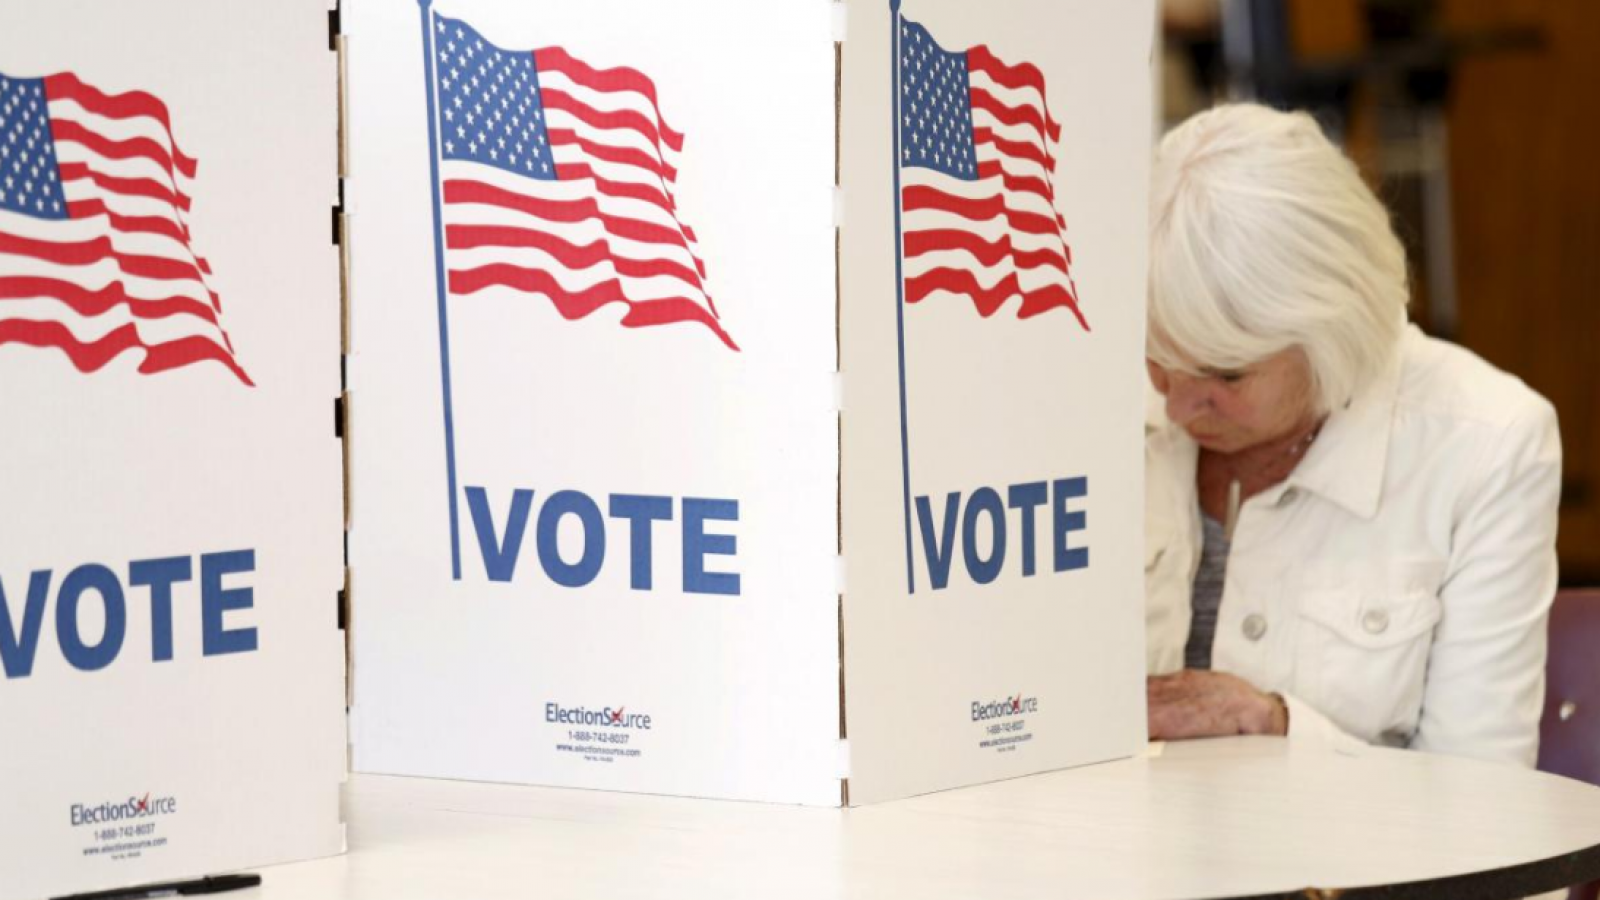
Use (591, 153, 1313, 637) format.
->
(1184, 514, 1231, 670)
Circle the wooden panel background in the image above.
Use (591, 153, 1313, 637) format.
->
(1442, 0, 1600, 583)
(1286, 0, 1600, 583)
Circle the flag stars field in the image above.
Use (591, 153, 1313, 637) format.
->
(426, 14, 737, 350)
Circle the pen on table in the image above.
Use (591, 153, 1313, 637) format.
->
(52, 873, 261, 900)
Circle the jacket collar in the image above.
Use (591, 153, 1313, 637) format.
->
(1265, 346, 1401, 520)
(1147, 334, 1406, 521)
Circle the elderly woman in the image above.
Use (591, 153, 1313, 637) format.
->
(1143, 103, 1563, 766)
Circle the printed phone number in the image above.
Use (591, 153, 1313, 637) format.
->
(566, 731, 631, 745)
(94, 824, 158, 841)
(985, 720, 1028, 735)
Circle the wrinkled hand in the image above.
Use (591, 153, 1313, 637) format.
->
(1147, 669, 1288, 740)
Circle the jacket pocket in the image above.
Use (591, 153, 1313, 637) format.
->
(1296, 563, 1444, 743)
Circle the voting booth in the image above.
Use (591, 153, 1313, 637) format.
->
(1, 0, 1151, 892)
(346, 0, 1153, 807)
(0, 2, 345, 899)
(837, 0, 1152, 803)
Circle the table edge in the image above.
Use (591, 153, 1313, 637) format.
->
(1219, 839, 1600, 900)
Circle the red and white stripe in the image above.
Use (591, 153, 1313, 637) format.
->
(0, 72, 250, 383)
(901, 47, 1086, 328)
(440, 47, 735, 350)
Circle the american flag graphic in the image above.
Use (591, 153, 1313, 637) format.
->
(896, 15, 1086, 329)
(427, 14, 736, 350)
(0, 71, 250, 384)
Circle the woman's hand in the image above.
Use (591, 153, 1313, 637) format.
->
(1147, 669, 1289, 739)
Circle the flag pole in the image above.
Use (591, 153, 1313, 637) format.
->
(889, 0, 916, 595)
(419, 0, 463, 580)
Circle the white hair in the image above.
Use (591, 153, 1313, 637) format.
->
(1148, 103, 1410, 413)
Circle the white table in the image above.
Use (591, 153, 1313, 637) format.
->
(253, 738, 1600, 899)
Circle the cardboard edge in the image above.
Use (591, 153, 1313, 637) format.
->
(331, 0, 356, 823)
(834, 12, 849, 813)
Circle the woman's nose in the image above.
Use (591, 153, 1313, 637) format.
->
(1164, 375, 1213, 424)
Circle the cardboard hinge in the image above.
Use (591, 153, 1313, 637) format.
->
(831, 2, 848, 42)
(833, 40, 842, 186)
(327, 4, 341, 53)
(342, 564, 354, 709)
(336, 31, 349, 179)
(836, 583, 849, 806)
(338, 207, 352, 354)
(337, 575, 349, 631)
(340, 390, 352, 530)
(836, 592, 847, 754)
(335, 5, 351, 349)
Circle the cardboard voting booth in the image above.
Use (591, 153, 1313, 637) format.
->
(0, 2, 345, 898)
(1, 0, 1156, 888)
(838, 0, 1153, 804)
(347, 0, 1153, 806)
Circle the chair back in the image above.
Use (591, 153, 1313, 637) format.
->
(1539, 588, 1600, 900)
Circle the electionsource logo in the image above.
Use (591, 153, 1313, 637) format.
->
(971, 692, 1040, 722)
(70, 792, 178, 827)
(545, 702, 652, 730)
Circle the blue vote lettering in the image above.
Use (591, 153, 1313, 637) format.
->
(465, 487, 741, 596)
(0, 550, 259, 679)
(915, 477, 1089, 591)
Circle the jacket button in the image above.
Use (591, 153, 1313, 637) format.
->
(1362, 609, 1390, 635)
(1560, 700, 1578, 722)
(1241, 614, 1267, 641)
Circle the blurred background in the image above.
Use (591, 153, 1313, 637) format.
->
(1158, 0, 1599, 585)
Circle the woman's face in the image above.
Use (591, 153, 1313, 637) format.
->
(1147, 347, 1317, 454)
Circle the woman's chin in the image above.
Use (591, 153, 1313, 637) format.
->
(1188, 431, 1240, 452)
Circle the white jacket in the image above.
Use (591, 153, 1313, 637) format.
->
(1145, 325, 1562, 767)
